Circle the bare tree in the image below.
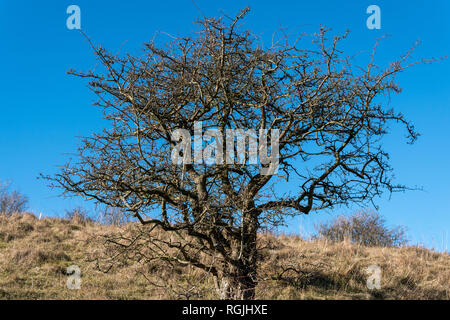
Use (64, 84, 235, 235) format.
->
(0, 181, 28, 216)
(43, 8, 433, 299)
(96, 205, 132, 226)
(314, 210, 408, 247)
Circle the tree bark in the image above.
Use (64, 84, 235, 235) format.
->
(217, 271, 257, 300)
(216, 207, 258, 300)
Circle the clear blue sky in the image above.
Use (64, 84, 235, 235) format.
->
(0, 0, 449, 251)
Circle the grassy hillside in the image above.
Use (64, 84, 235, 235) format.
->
(0, 213, 448, 299)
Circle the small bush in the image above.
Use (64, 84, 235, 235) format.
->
(97, 206, 131, 226)
(314, 210, 407, 247)
(0, 181, 28, 216)
(65, 207, 93, 224)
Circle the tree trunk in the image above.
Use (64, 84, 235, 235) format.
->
(216, 270, 257, 300)
(216, 206, 259, 300)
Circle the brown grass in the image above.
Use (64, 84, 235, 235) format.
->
(0, 213, 448, 300)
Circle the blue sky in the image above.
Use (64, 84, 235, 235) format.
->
(0, 0, 449, 251)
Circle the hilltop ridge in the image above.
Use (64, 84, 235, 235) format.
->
(0, 213, 448, 299)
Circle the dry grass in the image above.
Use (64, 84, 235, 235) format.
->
(0, 213, 448, 300)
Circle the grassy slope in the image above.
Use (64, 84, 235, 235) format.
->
(0, 213, 448, 300)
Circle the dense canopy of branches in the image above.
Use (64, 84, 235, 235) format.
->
(44, 8, 428, 299)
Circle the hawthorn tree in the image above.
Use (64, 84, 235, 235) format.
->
(44, 8, 429, 299)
